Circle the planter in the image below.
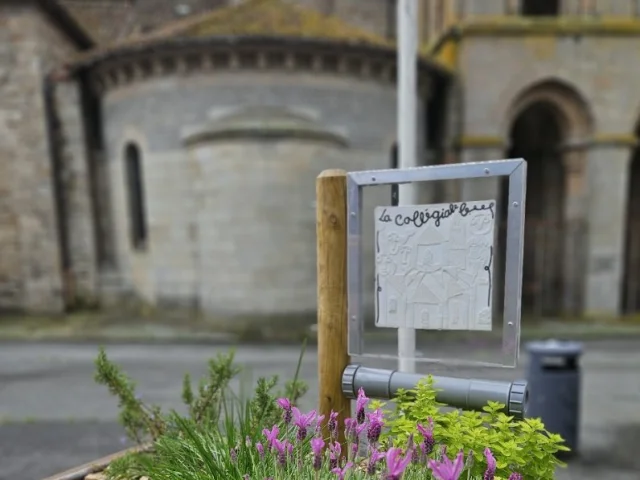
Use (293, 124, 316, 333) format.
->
(42, 444, 151, 480)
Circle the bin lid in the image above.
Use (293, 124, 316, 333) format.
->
(526, 339, 583, 356)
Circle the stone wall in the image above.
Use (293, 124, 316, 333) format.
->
(458, 33, 640, 315)
(99, 69, 427, 319)
(0, 3, 82, 313)
(52, 79, 98, 306)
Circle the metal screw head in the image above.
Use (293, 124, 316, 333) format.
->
(371, 176, 376, 181)
(484, 168, 490, 175)
(351, 316, 356, 321)
(508, 321, 514, 327)
(350, 212, 356, 217)
(512, 202, 519, 208)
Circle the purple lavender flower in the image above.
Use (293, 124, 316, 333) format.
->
(230, 447, 238, 463)
(262, 425, 279, 450)
(311, 437, 325, 471)
(344, 417, 356, 439)
(508, 473, 523, 480)
(276, 398, 292, 425)
(367, 448, 385, 475)
(427, 450, 465, 480)
(245, 436, 252, 448)
(328, 410, 338, 439)
(332, 462, 353, 480)
(273, 439, 288, 467)
(329, 441, 341, 470)
(384, 447, 412, 480)
(287, 441, 294, 459)
(407, 435, 419, 464)
(255, 442, 265, 459)
(292, 407, 317, 441)
(356, 387, 369, 424)
(350, 441, 358, 458)
(483, 447, 496, 480)
(366, 409, 384, 445)
(417, 419, 435, 458)
(315, 414, 325, 435)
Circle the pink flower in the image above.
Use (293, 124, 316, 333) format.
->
(385, 447, 412, 480)
(332, 462, 353, 480)
(483, 447, 496, 480)
(273, 439, 289, 467)
(329, 441, 341, 470)
(276, 398, 292, 425)
(328, 410, 339, 438)
(417, 418, 435, 457)
(255, 442, 264, 459)
(356, 387, 369, 424)
(315, 414, 325, 435)
(427, 450, 465, 480)
(366, 409, 384, 445)
(262, 425, 279, 450)
(311, 437, 325, 471)
(292, 407, 317, 441)
(344, 417, 357, 439)
(367, 448, 385, 475)
(508, 473, 523, 480)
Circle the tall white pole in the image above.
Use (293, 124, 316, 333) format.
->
(397, 0, 419, 373)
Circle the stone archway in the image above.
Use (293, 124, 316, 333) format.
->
(505, 102, 566, 316)
(500, 80, 593, 318)
(622, 132, 640, 314)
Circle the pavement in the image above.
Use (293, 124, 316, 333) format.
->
(0, 340, 639, 480)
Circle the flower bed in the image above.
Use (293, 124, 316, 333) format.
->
(47, 346, 568, 480)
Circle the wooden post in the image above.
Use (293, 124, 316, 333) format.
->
(316, 169, 351, 448)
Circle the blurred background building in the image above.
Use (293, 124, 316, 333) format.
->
(1, 0, 640, 324)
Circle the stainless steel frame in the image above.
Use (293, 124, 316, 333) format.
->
(346, 159, 527, 367)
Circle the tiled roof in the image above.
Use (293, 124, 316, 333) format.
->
(58, 0, 137, 44)
(69, 0, 395, 64)
(57, 0, 228, 45)
(145, 0, 393, 47)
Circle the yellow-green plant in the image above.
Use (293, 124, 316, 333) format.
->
(373, 376, 569, 480)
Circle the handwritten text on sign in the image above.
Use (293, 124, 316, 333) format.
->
(374, 200, 496, 331)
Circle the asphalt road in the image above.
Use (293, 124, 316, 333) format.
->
(1, 341, 639, 480)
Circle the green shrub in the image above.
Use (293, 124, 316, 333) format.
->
(95, 344, 566, 480)
(374, 376, 569, 479)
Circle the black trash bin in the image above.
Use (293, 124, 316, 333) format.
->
(526, 340, 583, 458)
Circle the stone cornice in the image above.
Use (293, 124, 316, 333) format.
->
(458, 17, 640, 37)
(457, 134, 638, 151)
(181, 106, 349, 147)
(82, 37, 441, 96)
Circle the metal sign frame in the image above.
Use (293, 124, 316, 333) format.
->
(346, 159, 527, 367)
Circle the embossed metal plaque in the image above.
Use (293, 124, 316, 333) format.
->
(374, 201, 496, 331)
(345, 159, 527, 368)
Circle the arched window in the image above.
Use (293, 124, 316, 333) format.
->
(124, 143, 148, 251)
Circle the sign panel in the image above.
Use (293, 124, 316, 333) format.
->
(374, 200, 496, 331)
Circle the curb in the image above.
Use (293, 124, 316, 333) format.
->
(3, 324, 640, 346)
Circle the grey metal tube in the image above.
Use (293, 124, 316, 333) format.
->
(342, 364, 528, 420)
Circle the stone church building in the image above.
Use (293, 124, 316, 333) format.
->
(2, 0, 640, 323)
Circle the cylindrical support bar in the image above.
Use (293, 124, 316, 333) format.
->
(342, 364, 528, 420)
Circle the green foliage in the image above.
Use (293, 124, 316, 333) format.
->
(95, 341, 309, 480)
(94, 346, 240, 443)
(376, 376, 569, 480)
